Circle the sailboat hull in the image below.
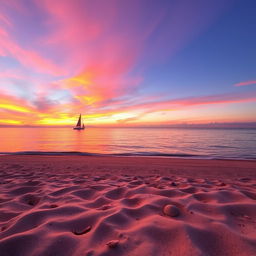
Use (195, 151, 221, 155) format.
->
(73, 127, 85, 130)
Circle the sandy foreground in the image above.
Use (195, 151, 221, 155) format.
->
(0, 155, 256, 256)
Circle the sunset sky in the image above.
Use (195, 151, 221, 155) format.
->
(0, 0, 255, 126)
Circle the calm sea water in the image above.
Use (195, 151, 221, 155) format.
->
(0, 127, 255, 159)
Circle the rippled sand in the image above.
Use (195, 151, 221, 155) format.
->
(0, 156, 256, 256)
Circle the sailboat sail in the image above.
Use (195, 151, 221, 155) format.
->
(76, 114, 82, 127)
(73, 114, 85, 130)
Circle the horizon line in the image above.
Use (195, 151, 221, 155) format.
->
(1, 122, 256, 129)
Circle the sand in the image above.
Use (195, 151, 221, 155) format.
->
(0, 155, 256, 256)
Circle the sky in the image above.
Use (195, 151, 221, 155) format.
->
(0, 0, 255, 127)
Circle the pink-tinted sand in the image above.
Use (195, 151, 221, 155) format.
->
(0, 155, 256, 256)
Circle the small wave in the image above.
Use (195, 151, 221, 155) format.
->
(210, 145, 238, 149)
(113, 151, 201, 158)
(0, 151, 255, 160)
(0, 151, 201, 158)
(2, 151, 100, 156)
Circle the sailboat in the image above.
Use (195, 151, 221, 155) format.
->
(73, 114, 85, 130)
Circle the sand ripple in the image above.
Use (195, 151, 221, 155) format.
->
(0, 166, 256, 256)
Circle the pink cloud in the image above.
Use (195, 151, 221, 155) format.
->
(35, 0, 158, 104)
(37, 0, 120, 73)
(0, 13, 12, 27)
(234, 80, 256, 87)
(0, 30, 62, 75)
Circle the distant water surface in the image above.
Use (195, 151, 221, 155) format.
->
(0, 127, 255, 159)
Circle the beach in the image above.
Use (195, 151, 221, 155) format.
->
(0, 155, 256, 256)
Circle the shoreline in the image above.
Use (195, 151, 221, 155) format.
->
(0, 151, 256, 161)
(0, 155, 256, 179)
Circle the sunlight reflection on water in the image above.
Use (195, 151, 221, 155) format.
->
(0, 127, 255, 159)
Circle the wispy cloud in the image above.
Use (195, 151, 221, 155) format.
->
(0, 29, 63, 76)
(88, 91, 256, 115)
(234, 80, 256, 87)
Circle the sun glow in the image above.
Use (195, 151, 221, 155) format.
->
(37, 118, 75, 125)
(0, 104, 30, 113)
(0, 119, 22, 124)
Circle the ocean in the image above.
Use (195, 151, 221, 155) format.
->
(0, 127, 255, 159)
